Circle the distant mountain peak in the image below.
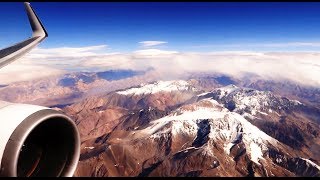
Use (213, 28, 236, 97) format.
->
(117, 80, 198, 96)
(197, 85, 303, 117)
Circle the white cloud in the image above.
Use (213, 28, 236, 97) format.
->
(0, 63, 65, 84)
(1, 44, 320, 87)
(191, 42, 320, 49)
(139, 41, 167, 47)
(26, 45, 108, 59)
(261, 42, 320, 47)
(76, 50, 320, 87)
(133, 49, 178, 56)
(90, 52, 320, 86)
(0, 45, 108, 84)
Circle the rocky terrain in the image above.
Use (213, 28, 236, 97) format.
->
(60, 80, 320, 177)
(1, 70, 320, 177)
(0, 69, 157, 107)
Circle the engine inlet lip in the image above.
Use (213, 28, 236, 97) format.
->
(0, 109, 80, 177)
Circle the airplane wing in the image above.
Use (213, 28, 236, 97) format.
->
(0, 3, 80, 177)
(0, 2, 48, 69)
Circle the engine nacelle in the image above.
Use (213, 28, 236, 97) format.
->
(0, 101, 80, 177)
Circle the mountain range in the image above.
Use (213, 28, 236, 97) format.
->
(63, 80, 320, 177)
(0, 70, 319, 177)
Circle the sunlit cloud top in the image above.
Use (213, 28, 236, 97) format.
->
(0, 44, 319, 88)
(139, 41, 167, 48)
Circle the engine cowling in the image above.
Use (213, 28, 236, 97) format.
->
(0, 101, 80, 177)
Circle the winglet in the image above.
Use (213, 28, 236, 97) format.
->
(24, 2, 48, 38)
(0, 2, 48, 69)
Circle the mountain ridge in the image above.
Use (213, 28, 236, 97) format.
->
(63, 80, 320, 177)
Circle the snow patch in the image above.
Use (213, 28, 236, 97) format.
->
(224, 143, 235, 155)
(276, 157, 283, 163)
(176, 147, 199, 154)
(243, 112, 256, 119)
(258, 111, 268, 116)
(197, 92, 210, 97)
(292, 100, 302, 105)
(140, 99, 224, 137)
(301, 158, 320, 170)
(117, 80, 197, 95)
(249, 142, 264, 165)
(84, 146, 95, 150)
(217, 84, 239, 99)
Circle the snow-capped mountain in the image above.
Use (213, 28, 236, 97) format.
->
(197, 84, 320, 158)
(197, 84, 302, 116)
(92, 80, 200, 111)
(117, 80, 198, 96)
(60, 80, 320, 177)
(135, 98, 282, 165)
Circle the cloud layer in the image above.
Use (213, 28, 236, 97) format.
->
(191, 42, 320, 49)
(139, 41, 167, 47)
(1, 44, 320, 88)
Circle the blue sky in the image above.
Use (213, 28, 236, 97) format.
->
(1, 2, 320, 52)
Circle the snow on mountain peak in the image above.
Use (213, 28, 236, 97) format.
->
(201, 84, 303, 116)
(134, 97, 280, 165)
(117, 80, 197, 95)
(140, 98, 227, 136)
(216, 84, 240, 98)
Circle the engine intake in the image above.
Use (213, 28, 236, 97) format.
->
(0, 108, 80, 177)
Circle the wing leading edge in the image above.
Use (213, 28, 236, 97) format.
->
(0, 2, 48, 69)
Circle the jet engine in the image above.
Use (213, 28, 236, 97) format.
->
(0, 101, 80, 177)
